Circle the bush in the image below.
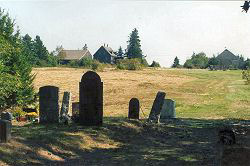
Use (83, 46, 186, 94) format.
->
(149, 61, 161, 67)
(116, 58, 143, 70)
(91, 60, 104, 71)
(79, 56, 93, 68)
(12, 107, 27, 117)
(242, 69, 250, 85)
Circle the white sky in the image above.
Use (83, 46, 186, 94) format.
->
(0, 0, 249, 67)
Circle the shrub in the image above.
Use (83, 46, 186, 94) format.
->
(149, 61, 161, 67)
(12, 107, 27, 117)
(79, 56, 94, 68)
(116, 58, 143, 70)
(242, 69, 250, 85)
(91, 60, 104, 71)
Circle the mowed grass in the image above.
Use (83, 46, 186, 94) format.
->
(0, 67, 250, 166)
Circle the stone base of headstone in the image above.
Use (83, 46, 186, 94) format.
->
(160, 99, 176, 123)
(0, 120, 11, 143)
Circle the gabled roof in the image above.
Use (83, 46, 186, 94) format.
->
(217, 49, 237, 59)
(102, 46, 117, 57)
(59, 50, 90, 60)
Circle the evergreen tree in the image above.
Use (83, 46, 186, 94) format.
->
(0, 9, 35, 110)
(21, 34, 39, 65)
(172, 56, 180, 68)
(117, 46, 124, 57)
(34, 35, 49, 63)
(126, 28, 143, 59)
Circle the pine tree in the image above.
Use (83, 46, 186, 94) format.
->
(34, 35, 49, 64)
(126, 28, 143, 59)
(22, 34, 39, 65)
(172, 56, 180, 68)
(117, 46, 124, 57)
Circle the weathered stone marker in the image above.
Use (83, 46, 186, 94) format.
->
(79, 71, 103, 126)
(39, 86, 59, 123)
(0, 120, 11, 143)
(160, 99, 176, 121)
(60, 91, 72, 116)
(72, 102, 79, 117)
(128, 98, 140, 119)
(60, 91, 72, 124)
(1, 112, 12, 121)
(148, 91, 166, 123)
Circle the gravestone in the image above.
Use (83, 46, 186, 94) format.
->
(148, 91, 166, 123)
(0, 120, 11, 143)
(39, 86, 59, 123)
(160, 99, 176, 121)
(128, 98, 140, 119)
(60, 91, 72, 116)
(79, 71, 103, 126)
(72, 102, 79, 117)
(60, 91, 72, 124)
(1, 112, 12, 121)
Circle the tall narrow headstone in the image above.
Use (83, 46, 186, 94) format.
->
(148, 91, 166, 123)
(128, 98, 140, 119)
(39, 86, 59, 123)
(160, 99, 176, 121)
(0, 120, 11, 143)
(60, 91, 72, 117)
(79, 71, 103, 126)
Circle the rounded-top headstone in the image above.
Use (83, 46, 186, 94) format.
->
(79, 71, 103, 126)
(128, 98, 140, 119)
(81, 71, 101, 83)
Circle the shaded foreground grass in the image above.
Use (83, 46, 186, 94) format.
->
(1, 118, 250, 166)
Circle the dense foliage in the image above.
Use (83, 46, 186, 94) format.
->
(21, 34, 58, 67)
(116, 58, 143, 70)
(0, 9, 35, 110)
(184, 52, 209, 69)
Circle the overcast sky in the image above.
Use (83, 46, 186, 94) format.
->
(0, 0, 249, 67)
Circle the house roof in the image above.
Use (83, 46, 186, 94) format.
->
(217, 49, 237, 59)
(59, 50, 90, 60)
(102, 46, 117, 57)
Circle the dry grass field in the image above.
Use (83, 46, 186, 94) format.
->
(1, 67, 250, 166)
(32, 67, 250, 119)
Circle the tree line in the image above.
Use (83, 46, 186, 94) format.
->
(172, 52, 250, 70)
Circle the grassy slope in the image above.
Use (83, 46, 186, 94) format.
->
(0, 68, 249, 166)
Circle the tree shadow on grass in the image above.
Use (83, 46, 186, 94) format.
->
(0, 117, 249, 166)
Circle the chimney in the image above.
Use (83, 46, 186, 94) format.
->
(83, 44, 88, 50)
(104, 43, 105, 47)
(107, 44, 109, 47)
